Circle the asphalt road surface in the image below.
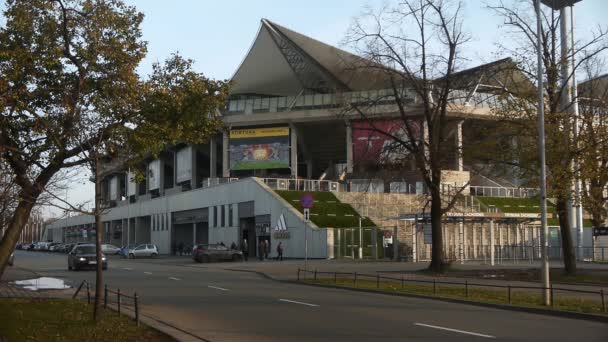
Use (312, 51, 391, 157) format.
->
(9, 251, 608, 341)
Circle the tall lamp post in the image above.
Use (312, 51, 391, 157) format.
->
(537, 0, 582, 306)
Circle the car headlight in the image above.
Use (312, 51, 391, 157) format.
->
(78, 257, 86, 261)
(102, 257, 106, 261)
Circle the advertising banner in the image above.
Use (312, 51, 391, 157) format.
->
(352, 120, 421, 165)
(176, 146, 193, 184)
(229, 127, 290, 170)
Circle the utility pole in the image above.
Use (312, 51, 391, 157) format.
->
(535, 0, 552, 306)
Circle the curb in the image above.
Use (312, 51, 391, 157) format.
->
(103, 303, 211, 342)
(294, 280, 608, 324)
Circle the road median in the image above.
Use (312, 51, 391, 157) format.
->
(296, 269, 608, 323)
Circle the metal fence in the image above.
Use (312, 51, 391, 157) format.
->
(415, 245, 608, 264)
(297, 269, 607, 313)
(260, 178, 343, 192)
(73, 281, 140, 326)
(469, 186, 538, 198)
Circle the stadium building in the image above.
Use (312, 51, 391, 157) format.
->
(46, 19, 602, 262)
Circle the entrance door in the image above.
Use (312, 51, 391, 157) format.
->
(239, 217, 256, 257)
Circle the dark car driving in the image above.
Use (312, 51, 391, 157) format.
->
(68, 244, 107, 271)
(192, 244, 243, 263)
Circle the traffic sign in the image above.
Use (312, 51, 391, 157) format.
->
(303, 208, 310, 222)
(300, 194, 315, 208)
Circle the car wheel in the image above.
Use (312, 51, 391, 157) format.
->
(151, 253, 158, 258)
(73, 265, 79, 271)
(68, 265, 72, 271)
(102, 265, 107, 271)
(232, 254, 242, 262)
(129, 253, 135, 259)
(201, 255, 209, 263)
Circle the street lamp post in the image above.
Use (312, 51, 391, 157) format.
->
(535, 0, 551, 306)
(537, 0, 583, 305)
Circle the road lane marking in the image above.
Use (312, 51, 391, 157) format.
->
(207, 285, 229, 291)
(143, 272, 152, 275)
(168, 277, 180, 281)
(123, 268, 133, 270)
(278, 299, 319, 307)
(414, 323, 495, 339)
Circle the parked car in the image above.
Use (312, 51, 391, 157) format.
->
(128, 244, 158, 258)
(8, 252, 14, 266)
(101, 244, 121, 255)
(48, 243, 61, 252)
(192, 244, 243, 263)
(67, 244, 107, 271)
(61, 244, 73, 253)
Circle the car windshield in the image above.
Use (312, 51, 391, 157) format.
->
(74, 246, 96, 254)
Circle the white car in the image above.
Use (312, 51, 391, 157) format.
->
(128, 244, 159, 258)
(101, 244, 121, 255)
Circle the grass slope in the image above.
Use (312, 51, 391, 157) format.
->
(275, 190, 375, 228)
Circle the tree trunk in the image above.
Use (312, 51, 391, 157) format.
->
(0, 198, 36, 279)
(428, 186, 446, 273)
(93, 155, 104, 322)
(555, 197, 577, 275)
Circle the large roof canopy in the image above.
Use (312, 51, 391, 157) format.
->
(230, 19, 390, 97)
(230, 19, 534, 99)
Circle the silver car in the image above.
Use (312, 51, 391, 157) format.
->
(128, 244, 158, 258)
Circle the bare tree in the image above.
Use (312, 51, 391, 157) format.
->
(488, 0, 608, 274)
(343, 0, 473, 272)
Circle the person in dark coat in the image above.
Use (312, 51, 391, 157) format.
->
(230, 242, 237, 250)
(178, 242, 184, 256)
(276, 242, 283, 261)
(258, 240, 264, 261)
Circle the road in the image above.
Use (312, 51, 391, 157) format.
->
(8, 250, 608, 341)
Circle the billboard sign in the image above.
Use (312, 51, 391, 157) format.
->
(352, 120, 421, 165)
(229, 127, 290, 170)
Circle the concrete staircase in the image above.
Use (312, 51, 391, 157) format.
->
(334, 192, 426, 229)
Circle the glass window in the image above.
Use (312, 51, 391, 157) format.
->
(75, 246, 95, 254)
(221, 205, 226, 227)
(228, 204, 233, 227)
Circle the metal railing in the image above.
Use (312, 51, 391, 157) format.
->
(260, 178, 343, 192)
(414, 245, 608, 263)
(469, 186, 538, 198)
(73, 281, 140, 326)
(297, 268, 607, 313)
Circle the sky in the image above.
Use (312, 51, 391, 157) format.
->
(2, 0, 606, 218)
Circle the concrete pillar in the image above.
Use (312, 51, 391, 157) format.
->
(222, 131, 230, 177)
(455, 120, 464, 172)
(306, 159, 313, 179)
(459, 219, 464, 263)
(210, 137, 217, 178)
(490, 220, 495, 266)
(393, 225, 399, 262)
(346, 122, 353, 174)
(290, 123, 298, 179)
(472, 222, 477, 259)
(192, 222, 196, 246)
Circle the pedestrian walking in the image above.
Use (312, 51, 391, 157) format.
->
(276, 242, 283, 261)
(258, 240, 264, 261)
(242, 239, 249, 261)
(264, 240, 270, 260)
(178, 242, 184, 256)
